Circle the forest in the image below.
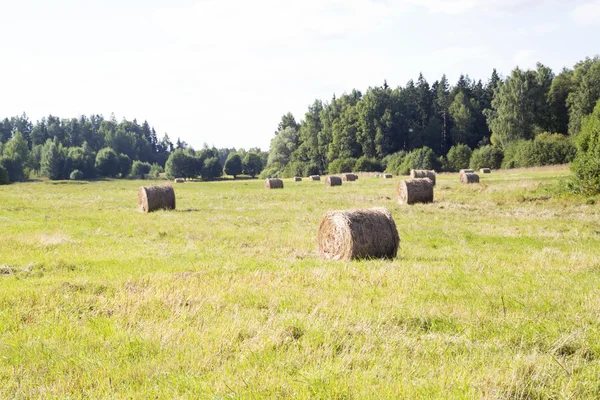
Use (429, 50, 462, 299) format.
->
(1, 56, 600, 193)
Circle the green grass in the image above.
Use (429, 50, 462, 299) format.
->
(2, 166, 600, 398)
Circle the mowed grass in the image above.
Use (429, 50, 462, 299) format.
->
(2, 166, 600, 399)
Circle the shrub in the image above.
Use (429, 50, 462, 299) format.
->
(502, 134, 576, 169)
(201, 157, 222, 180)
(95, 148, 120, 177)
(118, 154, 132, 177)
(258, 166, 281, 179)
(224, 153, 243, 178)
(470, 145, 503, 170)
(383, 151, 407, 175)
(354, 156, 382, 172)
(131, 160, 152, 176)
(303, 162, 320, 177)
(571, 99, 600, 194)
(282, 161, 304, 178)
(0, 163, 9, 185)
(70, 170, 84, 180)
(149, 163, 164, 178)
(446, 144, 472, 172)
(328, 158, 357, 174)
(1, 155, 25, 182)
(165, 149, 196, 179)
(242, 152, 263, 177)
(398, 147, 438, 175)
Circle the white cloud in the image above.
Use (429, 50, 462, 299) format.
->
(570, 1, 600, 25)
(406, 0, 552, 15)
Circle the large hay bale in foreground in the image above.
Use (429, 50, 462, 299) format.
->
(265, 178, 284, 189)
(398, 178, 434, 205)
(294, 177, 302, 182)
(342, 173, 358, 182)
(383, 174, 393, 179)
(318, 208, 400, 260)
(480, 168, 491, 174)
(138, 185, 176, 213)
(174, 178, 185, 183)
(410, 169, 436, 186)
(310, 175, 321, 181)
(460, 173, 480, 184)
(326, 176, 342, 187)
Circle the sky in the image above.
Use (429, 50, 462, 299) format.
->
(1, 0, 599, 150)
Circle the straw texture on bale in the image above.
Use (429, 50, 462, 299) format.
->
(383, 174, 393, 179)
(342, 173, 358, 182)
(460, 173, 480, 184)
(410, 169, 436, 186)
(480, 168, 491, 174)
(294, 177, 302, 182)
(318, 207, 400, 260)
(310, 175, 321, 181)
(265, 178, 284, 189)
(174, 178, 185, 183)
(138, 185, 176, 213)
(397, 178, 434, 205)
(326, 176, 342, 186)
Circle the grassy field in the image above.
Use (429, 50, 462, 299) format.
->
(2, 166, 600, 399)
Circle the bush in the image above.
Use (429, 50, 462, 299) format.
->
(149, 163, 164, 178)
(200, 157, 222, 180)
(1, 155, 25, 182)
(258, 166, 281, 179)
(224, 153, 243, 178)
(282, 161, 304, 178)
(165, 149, 196, 179)
(131, 160, 152, 176)
(328, 158, 357, 174)
(383, 151, 407, 175)
(303, 162, 320, 177)
(118, 154, 132, 177)
(0, 163, 9, 185)
(398, 147, 438, 175)
(242, 152, 264, 177)
(95, 148, 120, 177)
(502, 134, 577, 169)
(571, 99, 600, 194)
(354, 156, 382, 172)
(470, 145, 503, 170)
(70, 170, 84, 180)
(446, 144, 472, 172)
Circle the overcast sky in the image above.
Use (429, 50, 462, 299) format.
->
(1, 0, 599, 150)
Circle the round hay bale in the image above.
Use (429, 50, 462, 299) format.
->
(397, 178, 434, 205)
(138, 185, 176, 213)
(410, 169, 436, 186)
(480, 168, 491, 174)
(265, 178, 284, 189)
(310, 175, 321, 181)
(342, 173, 358, 182)
(174, 178, 185, 183)
(318, 208, 400, 260)
(326, 176, 342, 187)
(383, 174, 393, 179)
(294, 177, 302, 182)
(459, 169, 474, 175)
(460, 173, 480, 184)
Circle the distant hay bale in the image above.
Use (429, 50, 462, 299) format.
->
(342, 173, 358, 182)
(294, 177, 302, 182)
(460, 173, 480, 184)
(265, 178, 284, 189)
(480, 168, 491, 174)
(318, 207, 400, 260)
(138, 185, 176, 213)
(174, 178, 185, 183)
(410, 169, 436, 186)
(325, 176, 342, 187)
(310, 175, 321, 181)
(397, 178, 434, 205)
(383, 174, 393, 179)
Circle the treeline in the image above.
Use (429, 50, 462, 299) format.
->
(0, 113, 269, 184)
(261, 56, 600, 179)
